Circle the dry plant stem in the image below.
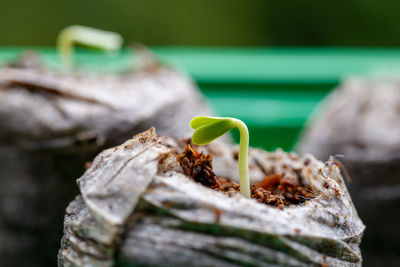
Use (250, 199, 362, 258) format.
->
(302, 166, 317, 194)
(330, 156, 352, 183)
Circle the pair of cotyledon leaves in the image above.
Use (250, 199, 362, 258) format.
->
(190, 116, 238, 145)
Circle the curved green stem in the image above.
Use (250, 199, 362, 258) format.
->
(57, 25, 123, 71)
(232, 119, 250, 198)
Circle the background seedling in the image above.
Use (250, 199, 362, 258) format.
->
(57, 25, 123, 71)
(191, 116, 250, 198)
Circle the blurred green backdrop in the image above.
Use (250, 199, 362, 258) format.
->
(1, 0, 400, 46)
(1, 3, 399, 266)
(2, 0, 400, 151)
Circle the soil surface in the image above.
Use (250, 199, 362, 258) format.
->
(178, 143, 315, 209)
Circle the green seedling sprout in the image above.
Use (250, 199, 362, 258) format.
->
(57, 25, 123, 71)
(190, 116, 250, 198)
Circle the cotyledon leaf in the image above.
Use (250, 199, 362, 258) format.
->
(192, 119, 235, 145)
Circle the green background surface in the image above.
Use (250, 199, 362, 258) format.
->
(2, 1, 400, 47)
(2, 0, 400, 151)
(2, 47, 400, 151)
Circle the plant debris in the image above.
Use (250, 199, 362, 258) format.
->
(178, 144, 315, 209)
(178, 144, 217, 187)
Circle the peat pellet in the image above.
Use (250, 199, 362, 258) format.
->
(58, 127, 365, 267)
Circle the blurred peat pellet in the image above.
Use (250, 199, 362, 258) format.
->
(297, 77, 400, 266)
(0, 50, 210, 267)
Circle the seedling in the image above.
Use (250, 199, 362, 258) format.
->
(57, 25, 123, 71)
(190, 116, 250, 198)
